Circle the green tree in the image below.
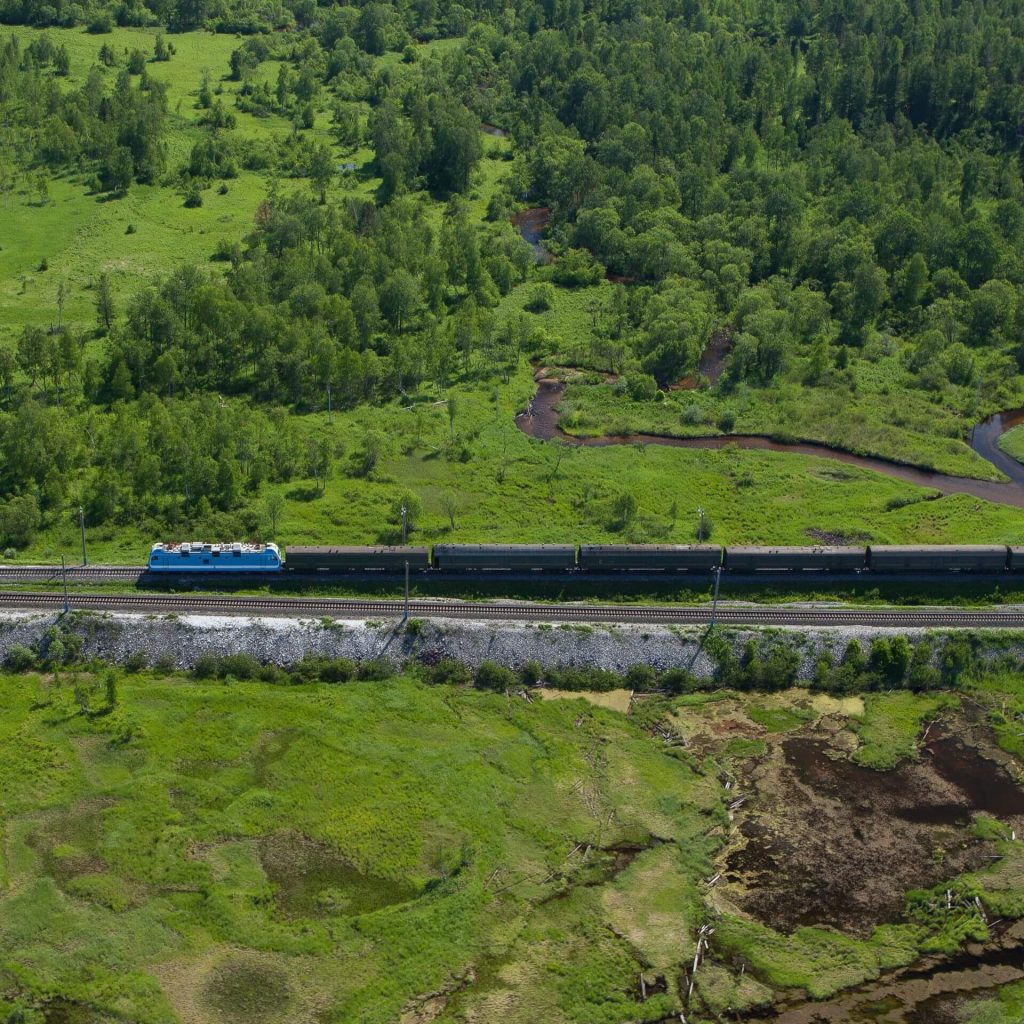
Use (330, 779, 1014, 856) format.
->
(380, 270, 420, 333)
(307, 145, 335, 204)
(95, 272, 116, 334)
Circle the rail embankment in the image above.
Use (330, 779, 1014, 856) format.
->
(1, 609, 1022, 677)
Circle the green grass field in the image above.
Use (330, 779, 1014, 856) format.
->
(0, 667, 1022, 1022)
(0, 669, 723, 1024)
(999, 424, 1024, 466)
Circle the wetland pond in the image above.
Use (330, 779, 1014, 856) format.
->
(722, 716, 1024, 1023)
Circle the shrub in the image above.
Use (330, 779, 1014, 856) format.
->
(357, 659, 394, 681)
(422, 659, 472, 686)
(4, 644, 36, 671)
(624, 373, 658, 401)
(219, 653, 260, 679)
(551, 248, 605, 287)
(474, 660, 515, 691)
(123, 651, 148, 673)
(624, 664, 658, 690)
(519, 659, 543, 686)
(661, 667, 699, 694)
(524, 283, 555, 313)
(87, 12, 114, 32)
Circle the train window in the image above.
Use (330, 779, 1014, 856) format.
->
(233, 550, 241, 557)
(212, 550, 220, 557)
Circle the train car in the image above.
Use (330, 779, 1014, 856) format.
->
(432, 544, 576, 572)
(284, 546, 430, 572)
(867, 545, 1009, 573)
(1008, 547, 1024, 573)
(148, 542, 282, 572)
(579, 544, 722, 572)
(724, 546, 865, 572)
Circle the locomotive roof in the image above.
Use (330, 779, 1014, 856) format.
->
(151, 541, 278, 553)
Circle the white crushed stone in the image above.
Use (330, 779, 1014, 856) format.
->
(0, 611, 1017, 677)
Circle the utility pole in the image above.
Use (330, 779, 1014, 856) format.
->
(327, 384, 332, 425)
(400, 504, 408, 545)
(61, 554, 69, 614)
(79, 506, 87, 566)
(710, 565, 722, 629)
(697, 507, 705, 543)
(404, 560, 410, 622)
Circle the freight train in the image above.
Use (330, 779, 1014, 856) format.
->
(147, 542, 1024, 575)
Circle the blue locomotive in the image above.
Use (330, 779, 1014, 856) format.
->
(148, 542, 282, 572)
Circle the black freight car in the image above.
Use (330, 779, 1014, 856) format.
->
(284, 546, 431, 572)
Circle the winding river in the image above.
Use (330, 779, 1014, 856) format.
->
(515, 379, 1024, 510)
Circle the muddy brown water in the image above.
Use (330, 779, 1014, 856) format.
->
(727, 731, 1024, 936)
(726, 724, 1024, 1023)
(511, 207, 553, 264)
(517, 378, 1024, 509)
(743, 921, 1024, 1024)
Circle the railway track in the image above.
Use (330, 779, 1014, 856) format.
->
(0, 566, 144, 583)
(2, 590, 1024, 627)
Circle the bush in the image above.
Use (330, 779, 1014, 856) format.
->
(519, 659, 543, 685)
(4, 644, 36, 671)
(624, 373, 658, 401)
(625, 664, 658, 690)
(218, 653, 260, 679)
(546, 666, 624, 692)
(123, 651, 148, 673)
(357, 659, 394, 681)
(661, 667, 698, 694)
(87, 12, 114, 32)
(286, 655, 357, 683)
(474, 660, 515, 691)
(422, 659, 472, 686)
(551, 248, 605, 287)
(524, 283, 555, 313)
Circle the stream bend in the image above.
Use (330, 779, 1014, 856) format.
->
(515, 379, 1024, 511)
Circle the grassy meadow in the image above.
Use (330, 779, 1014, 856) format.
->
(1, 665, 1023, 1021)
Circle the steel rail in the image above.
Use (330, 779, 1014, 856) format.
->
(1, 591, 1023, 627)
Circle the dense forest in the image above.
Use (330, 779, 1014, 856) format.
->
(2, 0, 1024, 548)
